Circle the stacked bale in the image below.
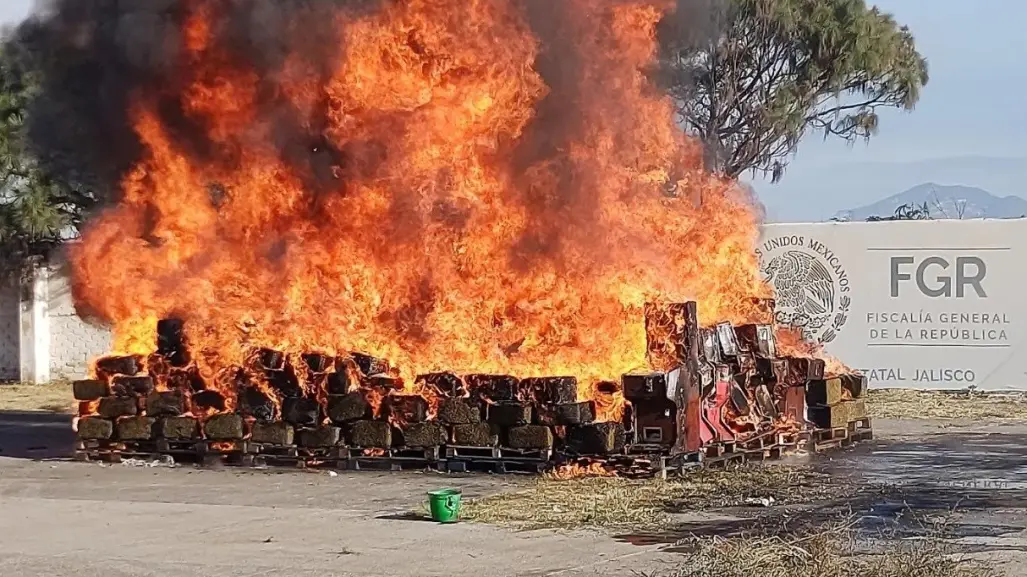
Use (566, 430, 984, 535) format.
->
(72, 304, 872, 469)
(807, 374, 869, 429)
(75, 355, 149, 442)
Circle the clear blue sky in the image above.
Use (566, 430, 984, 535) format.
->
(3, 0, 1021, 219)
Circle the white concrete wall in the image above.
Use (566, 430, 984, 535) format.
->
(46, 261, 112, 380)
(760, 219, 1027, 390)
(0, 280, 19, 380)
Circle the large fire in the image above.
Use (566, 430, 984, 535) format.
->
(70, 0, 775, 412)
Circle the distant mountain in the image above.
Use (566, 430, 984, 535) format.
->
(755, 156, 1027, 222)
(831, 183, 1027, 221)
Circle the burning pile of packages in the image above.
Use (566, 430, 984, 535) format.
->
(72, 300, 870, 471)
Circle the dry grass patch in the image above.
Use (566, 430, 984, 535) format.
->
(0, 381, 75, 413)
(462, 464, 836, 531)
(870, 389, 1027, 421)
(662, 518, 994, 577)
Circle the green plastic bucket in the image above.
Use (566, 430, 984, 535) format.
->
(428, 489, 462, 523)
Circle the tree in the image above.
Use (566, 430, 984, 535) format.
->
(0, 46, 95, 278)
(658, 0, 929, 182)
(865, 202, 931, 221)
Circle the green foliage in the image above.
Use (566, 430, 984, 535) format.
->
(659, 0, 929, 181)
(0, 45, 94, 276)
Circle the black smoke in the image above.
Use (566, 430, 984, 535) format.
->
(7, 0, 720, 244)
(7, 0, 378, 204)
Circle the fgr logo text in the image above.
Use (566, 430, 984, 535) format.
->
(889, 256, 987, 298)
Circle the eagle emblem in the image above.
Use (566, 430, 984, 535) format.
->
(761, 250, 837, 341)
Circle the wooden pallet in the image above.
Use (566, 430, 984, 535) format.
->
(343, 446, 441, 460)
(71, 416, 875, 474)
(703, 450, 747, 468)
(444, 445, 552, 474)
(735, 431, 778, 451)
(75, 438, 249, 465)
(805, 416, 873, 451)
(445, 458, 549, 474)
(337, 457, 440, 471)
(74, 439, 126, 463)
(849, 417, 873, 434)
(335, 446, 444, 471)
(739, 445, 785, 462)
(813, 426, 849, 443)
(445, 445, 553, 461)
(776, 429, 812, 447)
(701, 441, 737, 457)
(245, 444, 347, 468)
(624, 443, 673, 456)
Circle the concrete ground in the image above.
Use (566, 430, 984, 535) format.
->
(2, 412, 1027, 577)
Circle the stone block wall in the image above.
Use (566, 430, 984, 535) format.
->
(0, 280, 18, 380)
(47, 262, 112, 380)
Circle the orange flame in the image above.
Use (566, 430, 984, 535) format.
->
(78, 400, 100, 417)
(775, 327, 850, 377)
(547, 460, 616, 480)
(70, 1, 771, 413)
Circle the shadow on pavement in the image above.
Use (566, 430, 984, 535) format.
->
(0, 410, 74, 460)
(375, 512, 435, 522)
(615, 430, 1027, 552)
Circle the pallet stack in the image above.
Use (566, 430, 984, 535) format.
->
(806, 374, 871, 450)
(71, 301, 874, 473)
(73, 348, 631, 471)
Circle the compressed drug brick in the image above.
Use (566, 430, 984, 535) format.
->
(808, 402, 854, 429)
(298, 425, 341, 448)
(95, 355, 141, 378)
(538, 401, 595, 426)
(237, 388, 275, 422)
(848, 398, 868, 420)
(301, 353, 333, 374)
(250, 421, 295, 445)
(326, 370, 354, 395)
(348, 420, 392, 448)
(506, 425, 554, 450)
(402, 421, 447, 448)
(146, 391, 186, 417)
(382, 394, 429, 424)
(111, 375, 155, 397)
(416, 372, 467, 397)
(117, 416, 156, 441)
(565, 423, 626, 455)
(437, 398, 481, 425)
(327, 393, 371, 423)
(281, 397, 320, 427)
(522, 377, 577, 404)
(204, 414, 245, 440)
(465, 374, 521, 402)
(486, 402, 532, 427)
(839, 373, 867, 399)
(156, 416, 199, 440)
(806, 378, 843, 406)
(73, 380, 108, 401)
(451, 423, 498, 447)
(621, 373, 669, 401)
(349, 352, 390, 376)
(77, 417, 114, 440)
(98, 396, 138, 419)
